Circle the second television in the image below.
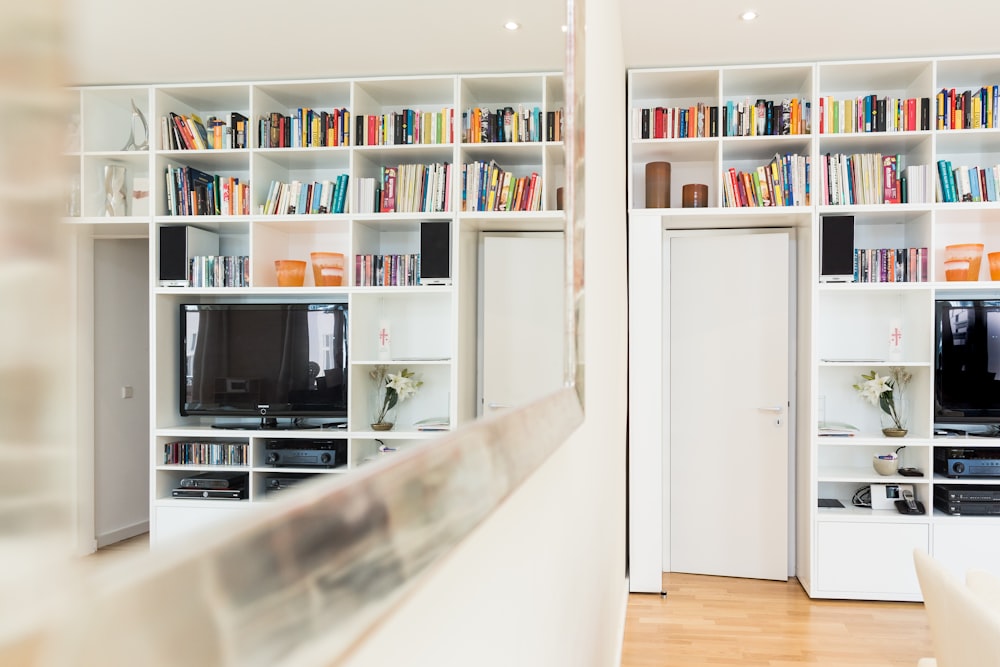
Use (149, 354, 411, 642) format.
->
(180, 302, 349, 427)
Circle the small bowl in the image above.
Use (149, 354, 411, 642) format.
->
(873, 455, 899, 476)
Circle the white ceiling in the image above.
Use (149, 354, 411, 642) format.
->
(67, 0, 1000, 86)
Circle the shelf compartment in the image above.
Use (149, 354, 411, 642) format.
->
(816, 288, 933, 363)
(81, 87, 152, 153)
(350, 291, 452, 361)
(349, 362, 451, 433)
(817, 364, 932, 439)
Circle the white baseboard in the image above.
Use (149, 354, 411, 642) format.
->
(96, 520, 149, 549)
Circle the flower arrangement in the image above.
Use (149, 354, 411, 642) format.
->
(853, 367, 912, 435)
(369, 365, 422, 430)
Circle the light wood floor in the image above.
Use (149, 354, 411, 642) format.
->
(621, 573, 932, 666)
(92, 539, 932, 665)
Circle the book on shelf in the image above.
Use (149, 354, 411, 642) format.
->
(853, 247, 928, 283)
(414, 417, 450, 432)
(354, 253, 421, 287)
(817, 421, 859, 437)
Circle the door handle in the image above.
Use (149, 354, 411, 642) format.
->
(487, 402, 510, 410)
(757, 406, 784, 413)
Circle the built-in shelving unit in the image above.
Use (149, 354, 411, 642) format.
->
(628, 56, 1000, 602)
(68, 73, 566, 545)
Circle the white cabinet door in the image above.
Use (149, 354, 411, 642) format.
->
(478, 233, 565, 416)
(668, 229, 792, 581)
(817, 521, 929, 598)
(933, 522, 1000, 581)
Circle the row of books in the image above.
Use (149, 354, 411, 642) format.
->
(351, 162, 454, 214)
(722, 153, 809, 208)
(817, 96, 931, 134)
(163, 440, 248, 466)
(189, 255, 250, 288)
(257, 108, 350, 148)
(853, 247, 929, 283)
(161, 111, 250, 150)
(353, 108, 454, 146)
(937, 160, 1000, 203)
(722, 98, 810, 137)
(461, 160, 542, 212)
(164, 165, 250, 216)
(261, 175, 349, 215)
(355, 253, 421, 287)
(817, 153, 930, 206)
(632, 98, 811, 139)
(937, 87, 1000, 130)
(461, 105, 563, 143)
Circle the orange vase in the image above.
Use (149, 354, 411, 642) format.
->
(310, 252, 345, 286)
(944, 243, 984, 281)
(274, 259, 306, 287)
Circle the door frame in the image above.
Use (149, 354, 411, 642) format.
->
(627, 214, 798, 592)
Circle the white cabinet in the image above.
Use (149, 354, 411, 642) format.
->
(628, 56, 1000, 600)
(70, 73, 566, 544)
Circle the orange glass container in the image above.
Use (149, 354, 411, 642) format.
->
(310, 252, 345, 286)
(989, 252, 1000, 280)
(944, 259, 971, 282)
(944, 243, 984, 281)
(274, 259, 306, 287)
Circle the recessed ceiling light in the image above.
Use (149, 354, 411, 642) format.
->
(561, 24, 568, 32)
(504, 21, 520, 31)
(740, 10, 758, 21)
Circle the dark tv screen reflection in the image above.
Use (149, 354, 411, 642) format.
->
(935, 299, 1000, 425)
(181, 303, 348, 419)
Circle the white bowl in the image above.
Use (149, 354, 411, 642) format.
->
(873, 455, 899, 476)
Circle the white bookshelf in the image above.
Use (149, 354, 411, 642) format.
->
(628, 55, 1000, 601)
(70, 73, 566, 545)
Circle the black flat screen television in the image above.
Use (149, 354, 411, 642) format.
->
(934, 299, 1000, 425)
(180, 303, 348, 426)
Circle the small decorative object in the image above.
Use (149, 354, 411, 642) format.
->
(556, 186, 564, 210)
(103, 164, 127, 216)
(377, 320, 391, 361)
(370, 365, 422, 431)
(645, 161, 671, 208)
(853, 367, 912, 437)
(887, 318, 903, 361)
(130, 176, 150, 216)
(872, 453, 899, 476)
(274, 259, 306, 287)
(121, 98, 149, 151)
(988, 251, 1000, 280)
(682, 183, 708, 208)
(310, 251, 345, 286)
(943, 243, 984, 281)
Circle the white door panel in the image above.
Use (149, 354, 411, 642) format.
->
(667, 229, 791, 581)
(479, 233, 565, 416)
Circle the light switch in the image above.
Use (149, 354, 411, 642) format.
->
(121, 385, 134, 399)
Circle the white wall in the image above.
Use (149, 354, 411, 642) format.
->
(338, 1, 629, 664)
(93, 238, 149, 546)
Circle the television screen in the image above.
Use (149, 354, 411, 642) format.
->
(935, 299, 1000, 425)
(181, 303, 348, 422)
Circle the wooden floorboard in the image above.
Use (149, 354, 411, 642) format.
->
(621, 573, 932, 666)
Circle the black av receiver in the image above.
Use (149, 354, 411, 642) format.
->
(264, 439, 346, 468)
(934, 448, 1000, 478)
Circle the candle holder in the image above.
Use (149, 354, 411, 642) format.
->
(645, 161, 671, 208)
(682, 183, 708, 208)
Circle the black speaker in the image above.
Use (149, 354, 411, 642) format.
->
(159, 225, 219, 286)
(819, 215, 855, 282)
(419, 222, 451, 285)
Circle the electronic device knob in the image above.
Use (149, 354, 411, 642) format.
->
(320, 453, 332, 464)
(266, 452, 280, 464)
(953, 461, 966, 474)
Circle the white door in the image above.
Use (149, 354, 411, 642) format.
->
(479, 233, 565, 416)
(667, 229, 791, 581)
